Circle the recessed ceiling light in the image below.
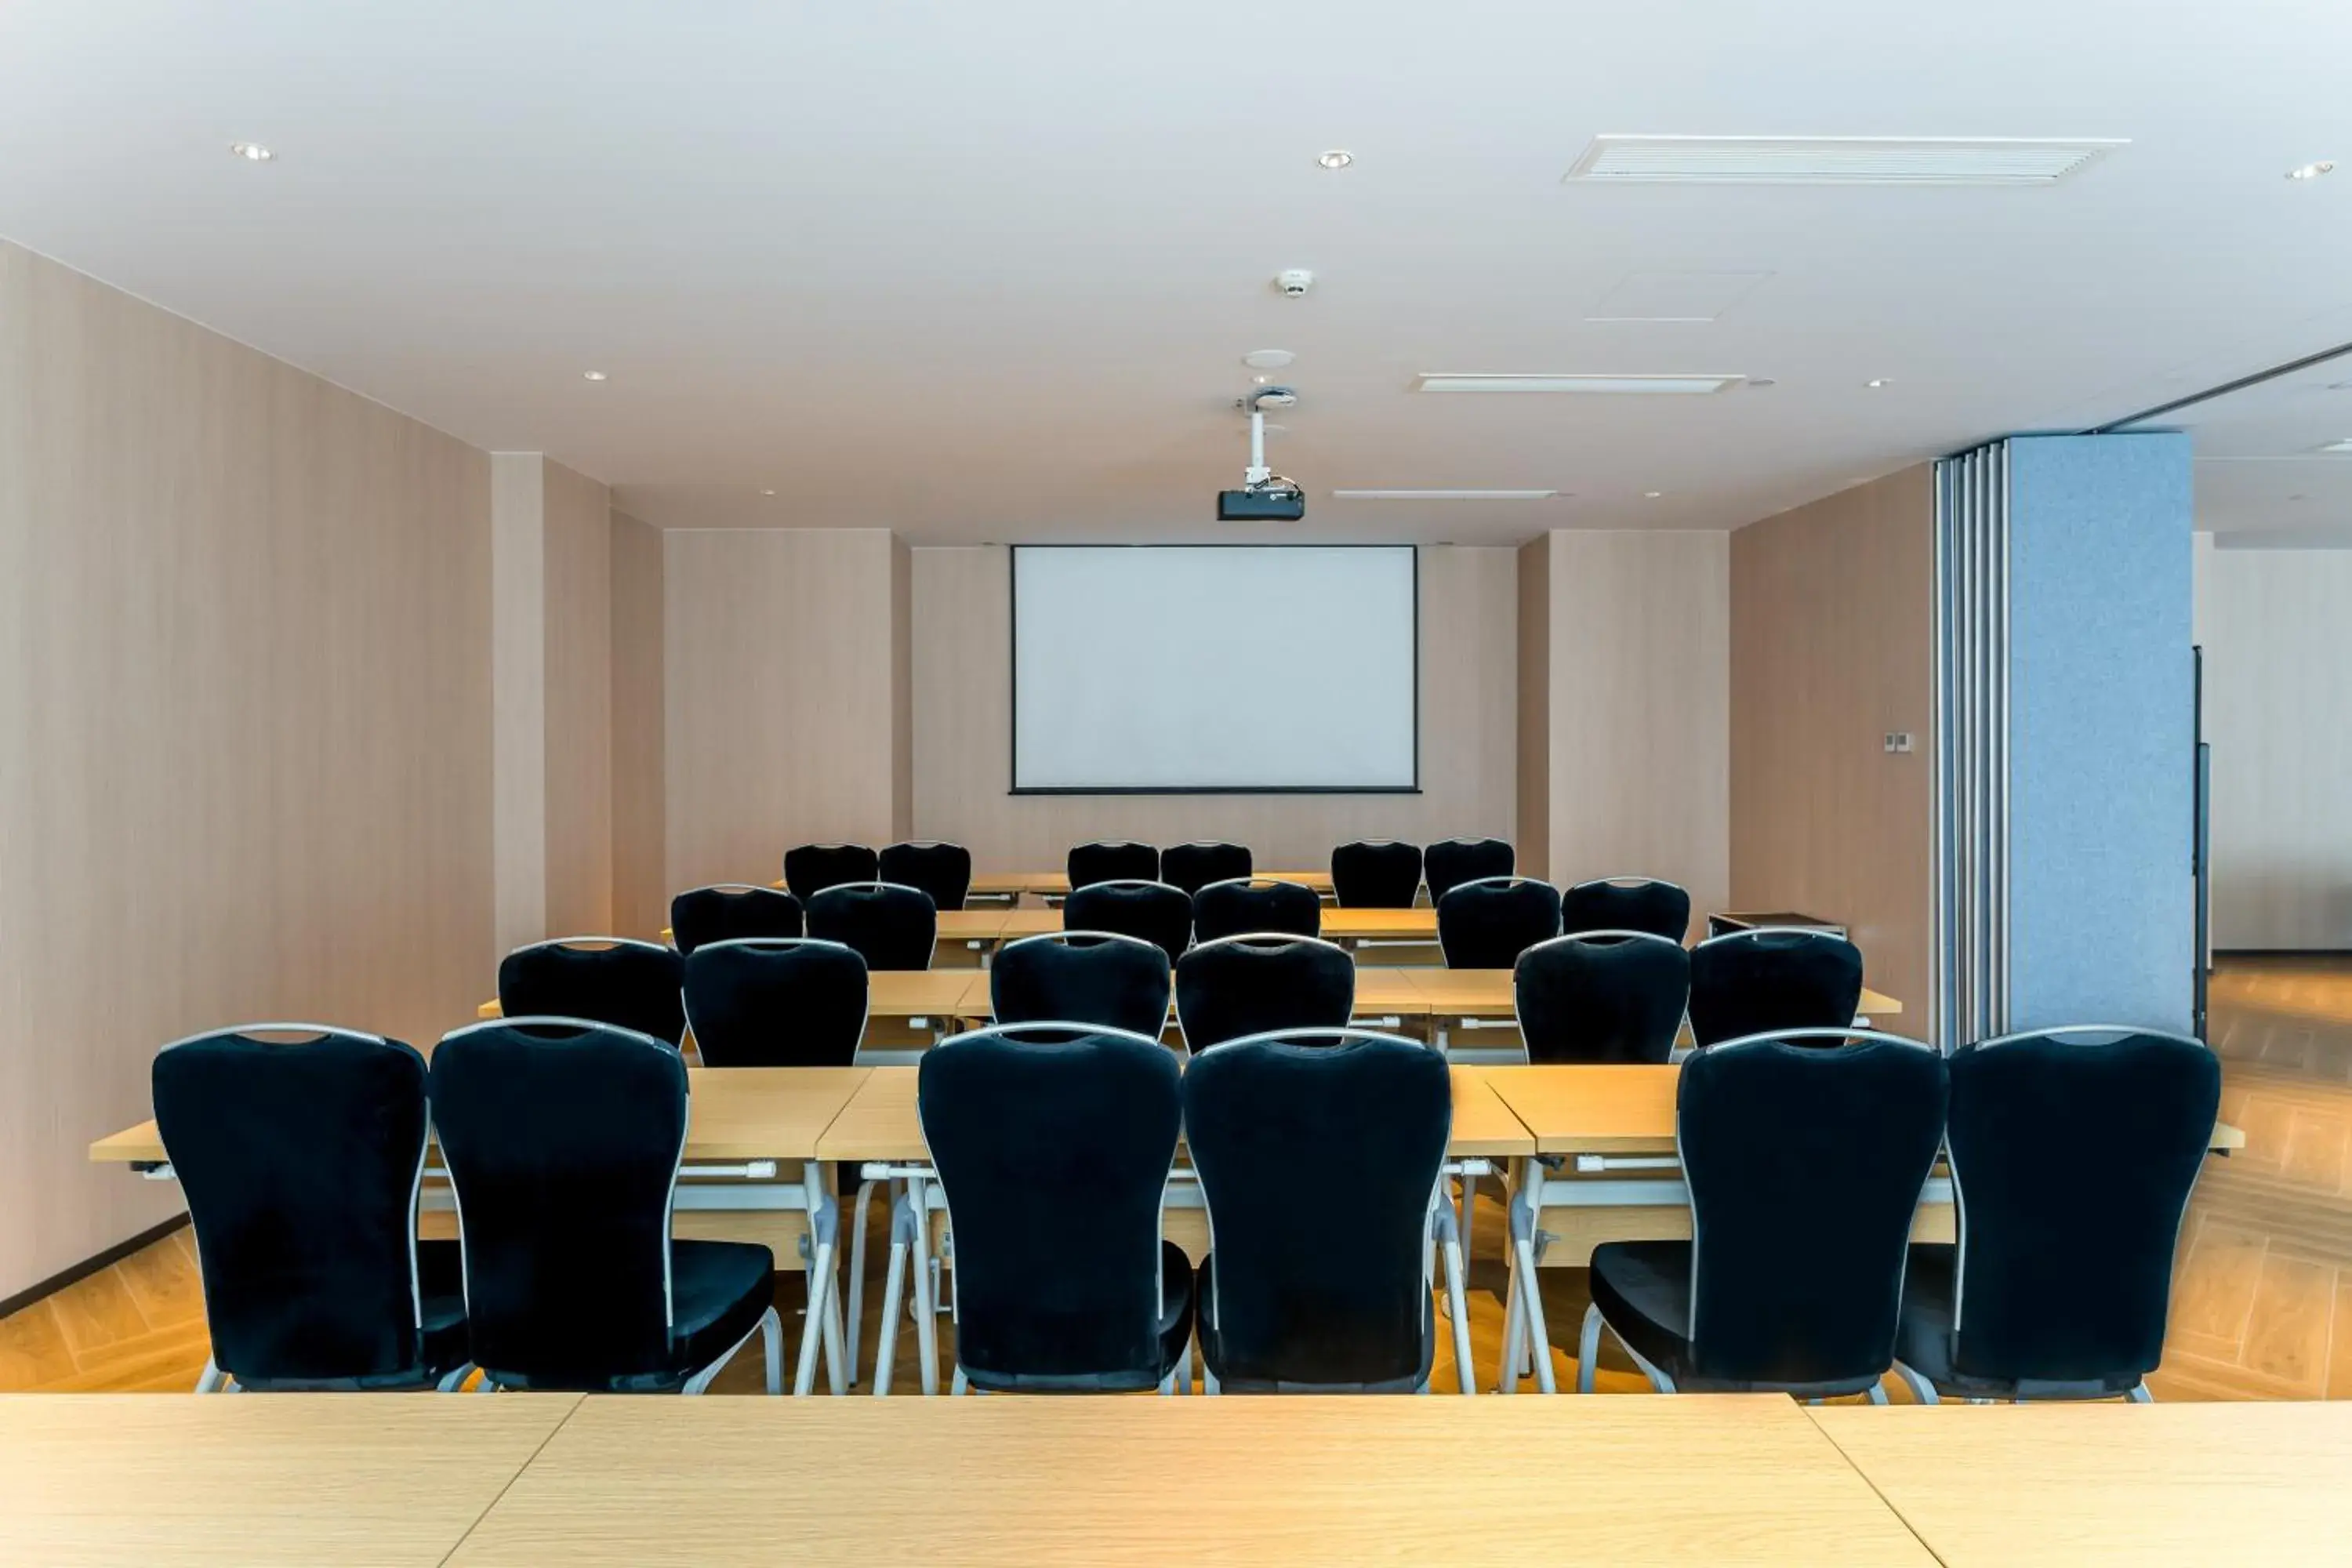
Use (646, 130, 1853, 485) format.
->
(1317, 151, 1354, 170)
(1243, 348, 1294, 369)
(1865, 378, 1893, 389)
(1642, 490, 1664, 499)
(229, 142, 273, 162)
(1330, 489, 1559, 501)
(582, 370, 608, 382)
(1566, 135, 2124, 186)
(1416, 373, 1744, 395)
(760, 488, 777, 496)
(2287, 161, 2336, 180)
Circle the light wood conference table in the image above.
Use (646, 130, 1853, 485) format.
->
(1807, 1402, 2352, 1566)
(440, 1394, 1933, 1566)
(966, 869, 1337, 903)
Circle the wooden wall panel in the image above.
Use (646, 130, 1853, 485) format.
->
(1515, 534, 1551, 877)
(890, 535, 913, 842)
(1544, 531, 1730, 930)
(608, 511, 667, 940)
(1727, 468, 1935, 1014)
(2199, 543, 2352, 950)
(489, 454, 546, 953)
(0, 241, 494, 1298)
(663, 529, 899, 890)
(540, 460, 612, 935)
(908, 546, 1515, 871)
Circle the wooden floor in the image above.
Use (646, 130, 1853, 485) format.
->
(7, 953, 2349, 1399)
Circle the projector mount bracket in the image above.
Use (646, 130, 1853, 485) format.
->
(1234, 385, 1302, 498)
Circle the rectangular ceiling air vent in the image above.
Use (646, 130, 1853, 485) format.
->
(1415, 373, 1743, 395)
(1566, 135, 2125, 186)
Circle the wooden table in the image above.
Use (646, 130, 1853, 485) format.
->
(1410, 968, 1903, 1023)
(444, 1395, 1932, 1566)
(0, 1392, 583, 1566)
(1808, 1402, 2352, 1566)
(477, 971, 990, 1033)
(969, 869, 1337, 902)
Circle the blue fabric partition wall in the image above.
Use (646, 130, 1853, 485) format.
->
(1935, 433, 2195, 1041)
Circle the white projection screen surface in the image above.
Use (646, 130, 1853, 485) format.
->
(1011, 546, 1419, 793)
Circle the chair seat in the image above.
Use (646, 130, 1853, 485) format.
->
(1195, 1252, 1436, 1392)
(667, 1240, 777, 1381)
(1896, 1243, 2144, 1400)
(1588, 1240, 1885, 1397)
(962, 1240, 1196, 1394)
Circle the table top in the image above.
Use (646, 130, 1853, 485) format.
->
(1406, 967, 1903, 1019)
(970, 869, 1338, 898)
(446, 1394, 1930, 1567)
(1808, 1402, 2352, 1566)
(0, 1392, 582, 1567)
(478, 970, 989, 1025)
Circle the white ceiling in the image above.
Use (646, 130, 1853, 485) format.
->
(3, 0, 2350, 543)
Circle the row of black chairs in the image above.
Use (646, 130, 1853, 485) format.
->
(499, 925, 1865, 1067)
(777, 836, 1568, 914)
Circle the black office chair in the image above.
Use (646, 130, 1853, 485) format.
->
(1160, 840, 1253, 898)
(1687, 927, 1865, 1047)
(1067, 840, 1160, 891)
(1330, 840, 1423, 909)
(1893, 1026, 2220, 1404)
(669, 884, 804, 956)
(878, 841, 973, 913)
(883, 1025, 1193, 1394)
(153, 1025, 470, 1392)
(1423, 837, 1514, 906)
(682, 938, 867, 1068)
(1174, 935, 1356, 1052)
(1559, 877, 1691, 943)
(990, 931, 1172, 1040)
(1515, 932, 1691, 1065)
(1062, 879, 1192, 967)
(428, 1020, 787, 1394)
(498, 938, 685, 1047)
(782, 842, 880, 902)
(1191, 877, 1322, 944)
(1185, 1028, 1471, 1392)
(1570, 1028, 1946, 1396)
(1436, 877, 1562, 969)
(806, 881, 938, 971)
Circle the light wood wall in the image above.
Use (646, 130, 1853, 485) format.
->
(1515, 534, 1552, 877)
(662, 529, 902, 890)
(1727, 468, 1936, 1015)
(2198, 540, 2352, 950)
(908, 546, 1517, 871)
(1540, 531, 1730, 930)
(541, 460, 613, 936)
(0, 241, 494, 1298)
(609, 512, 667, 940)
(490, 455, 547, 952)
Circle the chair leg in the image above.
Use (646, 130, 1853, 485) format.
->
(1893, 1363, 1940, 1405)
(2127, 1381, 2154, 1403)
(793, 1242, 835, 1396)
(435, 1363, 477, 1393)
(1577, 1302, 1603, 1395)
(1865, 1379, 1890, 1405)
(910, 1189, 940, 1396)
(761, 1304, 786, 1395)
(950, 1365, 970, 1396)
(682, 1305, 779, 1396)
(872, 1200, 913, 1396)
(194, 1357, 227, 1395)
(822, 1275, 848, 1397)
(1510, 1207, 1556, 1395)
(1441, 1224, 1476, 1397)
(1498, 1258, 1526, 1395)
(844, 1175, 882, 1385)
(1457, 1169, 1475, 1276)
(1202, 1361, 1220, 1396)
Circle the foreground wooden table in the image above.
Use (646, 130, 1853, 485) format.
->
(1809, 1403, 2352, 1566)
(0, 1392, 583, 1566)
(445, 1395, 1931, 1566)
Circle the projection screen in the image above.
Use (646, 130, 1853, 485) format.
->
(1011, 545, 1419, 793)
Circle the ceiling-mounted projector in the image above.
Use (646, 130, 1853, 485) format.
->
(1218, 385, 1305, 521)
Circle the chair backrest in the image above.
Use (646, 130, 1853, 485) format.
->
(1560, 877, 1691, 943)
(1687, 927, 1865, 1047)
(153, 1025, 432, 1388)
(878, 840, 972, 912)
(805, 881, 938, 971)
(1174, 935, 1356, 1051)
(989, 932, 1172, 1040)
(1185, 1029, 1451, 1388)
(1515, 932, 1692, 1065)
(428, 1020, 688, 1388)
(1330, 839, 1424, 909)
(668, 884, 804, 956)
(1067, 840, 1160, 890)
(1422, 837, 1514, 906)
(498, 938, 686, 1046)
(782, 842, 880, 902)
(919, 1025, 1182, 1390)
(1435, 876, 1562, 969)
(1680, 1029, 1947, 1389)
(1191, 877, 1323, 944)
(682, 938, 868, 1068)
(1943, 1026, 2220, 1388)
(1062, 879, 1192, 967)
(1159, 840, 1253, 898)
